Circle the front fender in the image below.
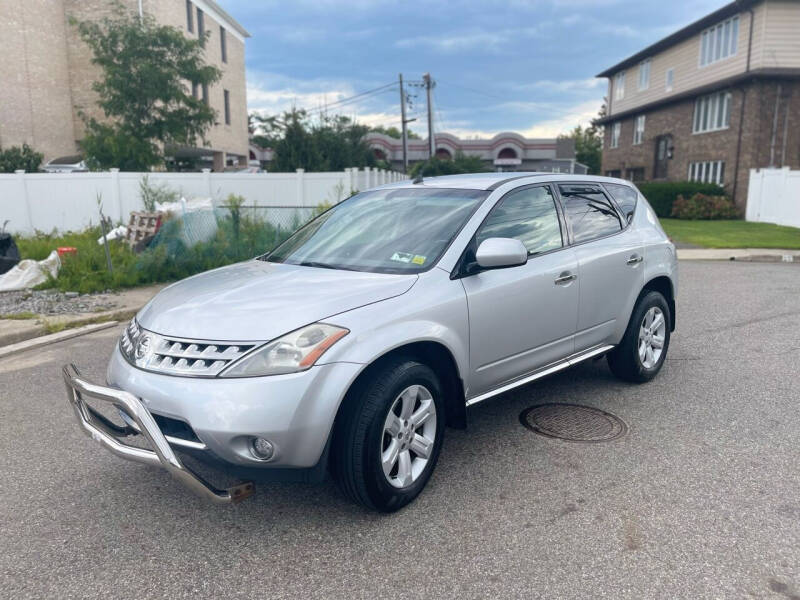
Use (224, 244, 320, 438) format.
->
(318, 268, 470, 388)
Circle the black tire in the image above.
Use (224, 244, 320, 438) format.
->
(330, 358, 445, 512)
(607, 290, 671, 383)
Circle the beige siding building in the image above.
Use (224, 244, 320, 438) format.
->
(597, 0, 800, 206)
(0, 0, 249, 170)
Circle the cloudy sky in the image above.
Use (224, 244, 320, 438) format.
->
(219, 0, 726, 139)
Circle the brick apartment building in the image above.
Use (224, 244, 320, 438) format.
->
(597, 0, 800, 206)
(0, 0, 250, 170)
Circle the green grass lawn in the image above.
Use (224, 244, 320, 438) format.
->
(660, 219, 800, 249)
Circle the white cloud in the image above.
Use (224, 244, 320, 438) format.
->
(438, 99, 601, 139)
(246, 71, 359, 115)
(515, 78, 605, 93)
(395, 25, 546, 53)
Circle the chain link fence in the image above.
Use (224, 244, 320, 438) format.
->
(133, 204, 320, 282)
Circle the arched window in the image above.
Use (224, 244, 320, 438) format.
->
(498, 147, 518, 159)
(435, 148, 452, 160)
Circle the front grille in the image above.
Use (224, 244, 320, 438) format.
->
(120, 319, 258, 377)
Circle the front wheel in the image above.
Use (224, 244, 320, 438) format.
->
(608, 290, 671, 383)
(331, 359, 445, 512)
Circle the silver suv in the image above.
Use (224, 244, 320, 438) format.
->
(63, 173, 677, 512)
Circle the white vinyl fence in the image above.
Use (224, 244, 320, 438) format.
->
(746, 167, 800, 228)
(0, 167, 406, 235)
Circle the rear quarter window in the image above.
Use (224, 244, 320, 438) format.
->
(603, 183, 638, 223)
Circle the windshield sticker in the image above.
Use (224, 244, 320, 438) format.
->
(390, 252, 414, 263)
(412, 255, 426, 265)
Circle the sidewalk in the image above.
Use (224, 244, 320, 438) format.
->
(677, 247, 800, 261)
(0, 284, 164, 348)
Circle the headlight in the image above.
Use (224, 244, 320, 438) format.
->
(219, 323, 349, 378)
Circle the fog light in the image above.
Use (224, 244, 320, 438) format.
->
(250, 437, 274, 460)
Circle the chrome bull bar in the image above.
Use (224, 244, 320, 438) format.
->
(62, 363, 254, 504)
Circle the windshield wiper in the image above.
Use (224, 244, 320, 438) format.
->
(298, 261, 357, 271)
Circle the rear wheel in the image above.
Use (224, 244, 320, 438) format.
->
(608, 290, 671, 383)
(331, 359, 445, 512)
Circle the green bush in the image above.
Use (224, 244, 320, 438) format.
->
(15, 210, 301, 294)
(670, 193, 741, 220)
(0, 144, 43, 173)
(637, 181, 726, 217)
(409, 151, 488, 178)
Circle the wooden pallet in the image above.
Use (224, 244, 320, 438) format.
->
(125, 212, 162, 249)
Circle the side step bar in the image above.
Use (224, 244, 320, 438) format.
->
(466, 344, 614, 407)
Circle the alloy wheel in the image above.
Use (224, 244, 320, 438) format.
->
(638, 306, 666, 369)
(381, 384, 437, 489)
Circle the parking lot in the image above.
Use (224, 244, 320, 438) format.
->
(1, 260, 799, 599)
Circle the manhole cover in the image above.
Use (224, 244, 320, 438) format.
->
(519, 403, 628, 442)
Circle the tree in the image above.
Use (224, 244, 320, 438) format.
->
(72, 9, 221, 170)
(0, 144, 43, 173)
(408, 151, 488, 178)
(264, 109, 377, 172)
(369, 125, 421, 140)
(558, 101, 606, 175)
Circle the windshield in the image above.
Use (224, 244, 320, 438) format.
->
(265, 187, 488, 274)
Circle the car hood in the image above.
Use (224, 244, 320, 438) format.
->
(136, 260, 418, 341)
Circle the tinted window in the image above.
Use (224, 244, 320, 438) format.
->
(559, 186, 622, 244)
(476, 186, 562, 254)
(604, 183, 638, 222)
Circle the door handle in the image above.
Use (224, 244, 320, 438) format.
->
(554, 272, 577, 285)
(627, 254, 643, 265)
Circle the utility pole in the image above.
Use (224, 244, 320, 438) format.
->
(399, 73, 409, 173)
(423, 73, 435, 159)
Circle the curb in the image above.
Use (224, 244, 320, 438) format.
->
(677, 249, 800, 261)
(0, 321, 119, 359)
(0, 308, 138, 349)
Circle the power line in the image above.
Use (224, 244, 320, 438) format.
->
(297, 82, 398, 116)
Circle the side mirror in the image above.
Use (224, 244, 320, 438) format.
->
(475, 237, 528, 270)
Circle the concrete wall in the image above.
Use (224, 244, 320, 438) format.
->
(0, 168, 407, 235)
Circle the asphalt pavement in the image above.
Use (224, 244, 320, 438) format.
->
(1, 260, 799, 599)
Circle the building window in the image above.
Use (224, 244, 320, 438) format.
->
(693, 91, 731, 133)
(192, 82, 199, 99)
(186, 0, 193, 32)
(223, 90, 231, 125)
(202, 83, 209, 106)
(633, 115, 645, 145)
(689, 160, 725, 185)
(700, 15, 739, 66)
(625, 167, 645, 183)
(638, 59, 650, 91)
(605, 170, 622, 178)
(197, 8, 205, 45)
(614, 71, 625, 100)
(610, 122, 621, 148)
(220, 27, 227, 63)
(665, 68, 674, 92)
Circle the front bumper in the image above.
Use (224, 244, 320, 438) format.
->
(62, 364, 253, 504)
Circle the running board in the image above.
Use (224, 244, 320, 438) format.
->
(465, 344, 615, 407)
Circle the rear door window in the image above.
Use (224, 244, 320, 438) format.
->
(558, 185, 622, 244)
